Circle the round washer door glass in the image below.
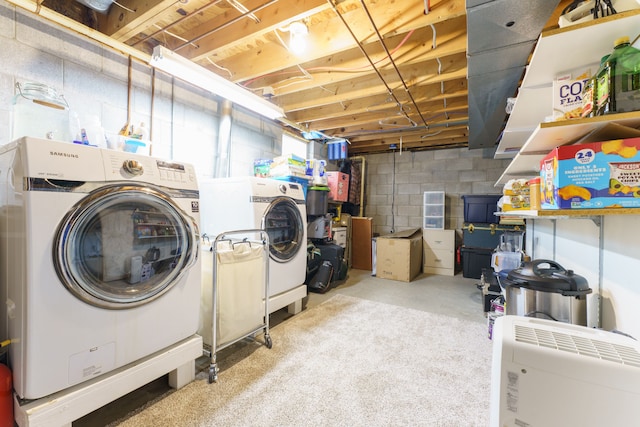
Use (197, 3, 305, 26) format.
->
(263, 197, 304, 262)
(54, 184, 198, 309)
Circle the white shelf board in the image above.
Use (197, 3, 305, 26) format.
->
(495, 10, 640, 157)
(520, 113, 640, 155)
(496, 130, 535, 158)
(496, 152, 543, 186)
(522, 10, 640, 90)
(497, 207, 640, 218)
(496, 85, 551, 156)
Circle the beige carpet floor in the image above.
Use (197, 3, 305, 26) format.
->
(110, 294, 493, 426)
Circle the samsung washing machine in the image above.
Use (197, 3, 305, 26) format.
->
(0, 137, 202, 400)
(199, 176, 307, 314)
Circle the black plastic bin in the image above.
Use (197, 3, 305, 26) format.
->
(461, 246, 493, 279)
(461, 194, 502, 224)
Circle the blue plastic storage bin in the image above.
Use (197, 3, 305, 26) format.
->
(461, 194, 501, 224)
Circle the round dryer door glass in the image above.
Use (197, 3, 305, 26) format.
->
(54, 184, 198, 309)
(263, 197, 304, 262)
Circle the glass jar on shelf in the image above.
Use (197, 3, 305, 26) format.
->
(11, 82, 72, 143)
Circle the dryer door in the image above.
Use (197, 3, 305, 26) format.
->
(263, 196, 304, 263)
(54, 183, 199, 309)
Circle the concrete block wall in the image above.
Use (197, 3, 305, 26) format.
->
(0, 3, 281, 179)
(363, 148, 512, 236)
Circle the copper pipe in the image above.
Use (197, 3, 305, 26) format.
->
(127, 56, 133, 126)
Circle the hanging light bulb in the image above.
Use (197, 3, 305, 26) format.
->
(289, 21, 308, 55)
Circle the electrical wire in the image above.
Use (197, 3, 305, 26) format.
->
(525, 311, 559, 321)
(561, 0, 585, 15)
(133, 0, 224, 47)
(358, 0, 428, 127)
(173, 0, 278, 52)
(326, 0, 413, 129)
(241, 29, 415, 90)
(205, 57, 234, 78)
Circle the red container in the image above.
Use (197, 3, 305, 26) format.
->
(0, 363, 12, 426)
(326, 172, 349, 202)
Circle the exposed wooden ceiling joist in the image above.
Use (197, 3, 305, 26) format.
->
(29, 0, 572, 154)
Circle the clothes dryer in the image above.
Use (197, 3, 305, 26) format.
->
(199, 176, 307, 313)
(0, 137, 201, 400)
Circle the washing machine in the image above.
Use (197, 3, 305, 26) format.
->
(199, 176, 307, 314)
(0, 137, 202, 400)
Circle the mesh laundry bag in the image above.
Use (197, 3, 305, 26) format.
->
(215, 241, 266, 346)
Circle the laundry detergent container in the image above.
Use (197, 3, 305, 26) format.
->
(504, 259, 591, 326)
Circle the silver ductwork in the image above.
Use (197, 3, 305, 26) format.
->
(466, 0, 561, 149)
(75, 0, 114, 13)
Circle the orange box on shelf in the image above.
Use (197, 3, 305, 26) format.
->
(540, 137, 640, 209)
(326, 171, 349, 202)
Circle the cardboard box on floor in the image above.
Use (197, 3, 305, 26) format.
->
(376, 228, 423, 282)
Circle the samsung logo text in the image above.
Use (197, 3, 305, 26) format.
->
(50, 151, 79, 158)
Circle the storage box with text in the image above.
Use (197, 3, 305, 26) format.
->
(540, 137, 640, 209)
(376, 228, 422, 282)
(326, 171, 350, 202)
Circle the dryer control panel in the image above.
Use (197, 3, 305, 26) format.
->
(103, 151, 197, 190)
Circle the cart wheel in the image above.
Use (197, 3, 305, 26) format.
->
(208, 365, 218, 383)
(265, 334, 272, 349)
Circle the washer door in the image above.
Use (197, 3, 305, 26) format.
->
(263, 197, 304, 263)
(54, 183, 199, 309)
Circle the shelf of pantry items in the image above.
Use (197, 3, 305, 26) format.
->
(496, 112, 640, 185)
(497, 207, 640, 219)
(495, 9, 640, 161)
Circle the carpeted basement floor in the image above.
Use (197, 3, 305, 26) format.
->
(73, 270, 490, 426)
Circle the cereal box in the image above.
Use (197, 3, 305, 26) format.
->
(552, 65, 596, 121)
(540, 137, 640, 209)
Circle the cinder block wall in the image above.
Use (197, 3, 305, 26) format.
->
(363, 148, 512, 236)
(0, 4, 281, 179)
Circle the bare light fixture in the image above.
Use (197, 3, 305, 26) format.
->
(288, 21, 309, 55)
(149, 46, 284, 120)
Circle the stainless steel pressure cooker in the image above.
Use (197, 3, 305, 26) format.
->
(504, 259, 592, 326)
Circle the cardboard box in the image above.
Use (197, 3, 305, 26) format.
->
(376, 228, 423, 282)
(540, 137, 640, 209)
(326, 171, 349, 202)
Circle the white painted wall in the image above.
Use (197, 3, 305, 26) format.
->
(526, 215, 640, 339)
